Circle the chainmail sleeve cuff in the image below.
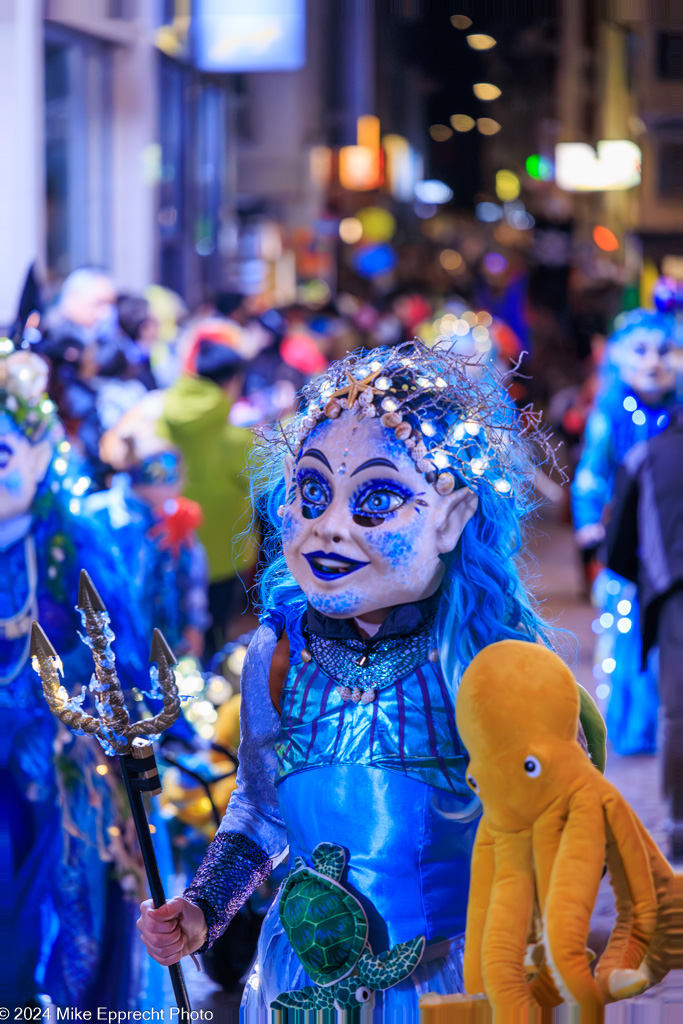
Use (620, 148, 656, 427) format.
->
(183, 830, 273, 953)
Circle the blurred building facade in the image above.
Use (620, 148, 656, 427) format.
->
(1, 1, 433, 323)
(1, 0, 158, 323)
(555, 0, 682, 270)
(3, 3, 680, 327)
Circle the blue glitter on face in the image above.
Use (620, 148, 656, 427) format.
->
(281, 509, 303, 550)
(308, 588, 364, 617)
(363, 527, 418, 566)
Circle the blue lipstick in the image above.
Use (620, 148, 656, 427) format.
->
(303, 550, 369, 581)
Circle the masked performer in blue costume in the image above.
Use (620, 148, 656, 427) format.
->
(0, 341, 164, 1008)
(85, 393, 209, 660)
(571, 310, 675, 755)
(138, 341, 599, 1018)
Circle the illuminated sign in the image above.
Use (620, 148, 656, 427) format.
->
(555, 141, 641, 192)
(194, 0, 305, 72)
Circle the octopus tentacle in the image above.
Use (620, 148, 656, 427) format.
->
(593, 822, 641, 1001)
(543, 784, 605, 1018)
(601, 785, 658, 962)
(528, 802, 570, 1010)
(531, 796, 566, 915)
(481, 830, 537, 1017)
(633, 817, 679, 981)
(463, 820, 496, 996)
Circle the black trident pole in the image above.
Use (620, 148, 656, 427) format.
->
(31, 570, 191, 1012)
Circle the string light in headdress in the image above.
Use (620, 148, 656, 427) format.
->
(278, 340, 549, 498)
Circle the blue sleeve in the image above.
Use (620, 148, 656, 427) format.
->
(571, 406, 617, 531)
(216, 624, 288, 860)
(182, 625, 286, 950)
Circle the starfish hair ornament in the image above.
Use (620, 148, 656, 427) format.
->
(257, 339, 560, 500)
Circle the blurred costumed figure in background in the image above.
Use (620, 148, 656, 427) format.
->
(157, 322, 259, 659)
(32, 268, 150, 486)
(0, 341, 167, 1008)
(571, 309, 676, 754)
(85, 392, 209, 661)
(138, 340, 603, 1019)
(605, 277, 683, 855)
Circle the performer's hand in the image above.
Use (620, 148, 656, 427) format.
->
(137, 896, 207, 965)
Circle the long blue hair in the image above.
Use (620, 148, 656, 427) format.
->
(248, 342, 556, 688)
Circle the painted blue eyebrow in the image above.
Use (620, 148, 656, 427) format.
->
(300, 448, 333, 471)
(350, 458, 399, 477)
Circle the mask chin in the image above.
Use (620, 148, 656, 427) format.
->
(307, 588, 365, 619)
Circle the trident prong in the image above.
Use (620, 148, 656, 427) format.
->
(32, 569, 181, 755)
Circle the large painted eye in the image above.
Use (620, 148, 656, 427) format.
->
(524, 756, 542, 777)
(358, 489, 405, 515)
(301, 478, 327, 504)
(466, 773, 479, 793)
(355, 987, 371, 1003)
(298, 470, 331, 520)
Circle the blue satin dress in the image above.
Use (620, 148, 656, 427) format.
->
(572, 385, 671, 754)
(225, 600, 480, 1020)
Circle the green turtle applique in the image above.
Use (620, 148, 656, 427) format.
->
(272, 841, 426, 1011)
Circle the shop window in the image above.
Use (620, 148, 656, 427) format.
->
(659, 141, 683, 198)
(44, 28, 112, 278)
(157, 53, 231, 306)
(657, 32, 683, 79)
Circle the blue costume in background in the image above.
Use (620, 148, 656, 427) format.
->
(0, 341, 172, 1012)
(572, 382, 671, 754)
(0, 456, 160, 1007)
(84, 475, 209, 655)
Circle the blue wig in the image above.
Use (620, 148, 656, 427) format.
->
(249, 341, 557, 688)
(608, 308, 673, 348)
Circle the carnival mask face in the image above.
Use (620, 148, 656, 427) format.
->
(613, 328, 675, 402)
(0, 425, 52, 521)
(282, 414, 478, 620)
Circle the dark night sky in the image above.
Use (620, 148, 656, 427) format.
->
(395, 10, 558, 206)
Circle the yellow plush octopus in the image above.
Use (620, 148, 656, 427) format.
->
(454, 640, 681, 1023)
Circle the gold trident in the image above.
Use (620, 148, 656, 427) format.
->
(30, 569, 181, 756)
(30, 568, 191, 1011)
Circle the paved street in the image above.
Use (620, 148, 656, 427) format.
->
(528, 509, 682, 1020)
(187, 508, 681, 1020)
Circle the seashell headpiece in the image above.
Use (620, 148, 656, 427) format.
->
(268, 339, 554, 498)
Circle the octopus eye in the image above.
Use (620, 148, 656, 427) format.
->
(524, 756, 542, 777)
(466, 773, 479, 793)
(355, 987, 371, 1003)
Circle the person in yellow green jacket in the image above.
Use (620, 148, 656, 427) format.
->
(157, 320, 258, 658)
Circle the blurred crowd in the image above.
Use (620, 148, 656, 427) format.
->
(16, 264, 537, 659)
(2, 256, 681, 1007)
(11, 262, 682, 672)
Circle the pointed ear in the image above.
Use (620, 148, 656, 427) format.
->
(435, 487, 478, 554)
(283, 454, 294, 486)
